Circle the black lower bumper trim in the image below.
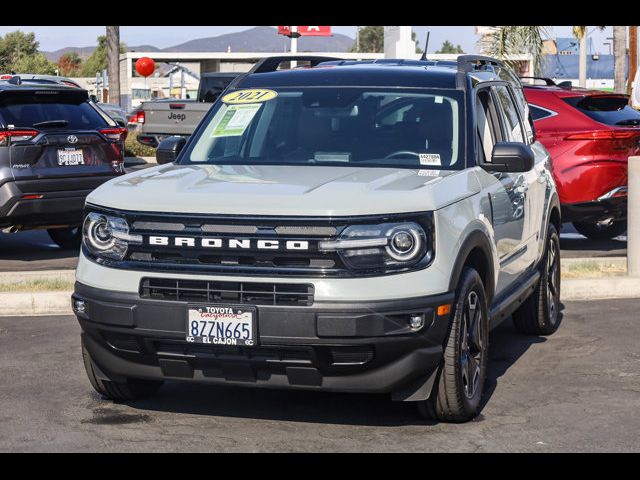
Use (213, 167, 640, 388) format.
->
(74, 281, 454, 396)
(561, 197, 627, 223)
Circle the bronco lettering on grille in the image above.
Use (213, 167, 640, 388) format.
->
(147, 236, 309, 251)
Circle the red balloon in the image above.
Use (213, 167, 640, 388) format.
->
(135, 57, 155, 77)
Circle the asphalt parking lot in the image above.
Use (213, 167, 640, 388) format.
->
(0, 221, 628, 272)
(0, 298, 638, 452)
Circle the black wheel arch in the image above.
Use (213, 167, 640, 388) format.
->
(448, 230, 496, 303)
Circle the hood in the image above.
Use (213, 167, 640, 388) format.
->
(87, 164, 480, 216)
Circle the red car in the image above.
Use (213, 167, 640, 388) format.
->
(522, 78, 640, 239)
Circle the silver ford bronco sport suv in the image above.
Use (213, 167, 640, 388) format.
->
(73, 56, 562, 422)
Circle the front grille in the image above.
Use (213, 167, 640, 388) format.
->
(140, 278, 314, 306)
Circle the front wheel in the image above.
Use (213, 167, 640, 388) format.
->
(418, 267, 489, 422)
(48, 226, 81, 250)
(573, 220, 627, 241)
(513, 223, 561, 335)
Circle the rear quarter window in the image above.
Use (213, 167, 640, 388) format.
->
(0, 95, 110, 130)
(529, 104, 556, 121)
(564, 95, 640, 127)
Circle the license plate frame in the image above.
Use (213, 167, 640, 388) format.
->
(186, 304, 257, 347)
(57, 148, 84, 166)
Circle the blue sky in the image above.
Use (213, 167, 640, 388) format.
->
(0, 26, 616, 54)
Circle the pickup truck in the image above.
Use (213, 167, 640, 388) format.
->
(137, 72, 240, 148)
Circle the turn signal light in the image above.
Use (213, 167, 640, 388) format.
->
(437, 304, 452, 316)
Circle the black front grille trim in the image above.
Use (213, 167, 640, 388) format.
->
(140, 277, 314, 306)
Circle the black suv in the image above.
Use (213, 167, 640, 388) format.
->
(0, 77, 127, 248)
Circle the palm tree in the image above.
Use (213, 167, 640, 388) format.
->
(478, 26, 550, 75)
(613, 26, 627, 94)
(573, 26, 606, 88)
(106, 26, 120, 105)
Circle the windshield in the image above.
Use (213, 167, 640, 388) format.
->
(181, 87, 465, 169)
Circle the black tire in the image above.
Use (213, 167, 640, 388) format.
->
(513, 223, 561, 336)
(48, 226, 82, 250)
(82, 338, 163, 401)
(418, 267, 489, 422)
(573, 220, 627, 241)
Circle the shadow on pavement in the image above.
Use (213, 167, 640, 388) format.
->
(122, 311, 564, 427)
(0, 230, 78, 271)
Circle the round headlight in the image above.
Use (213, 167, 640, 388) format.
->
(385, 226, 423, 261)
(84, 214, 115, 251)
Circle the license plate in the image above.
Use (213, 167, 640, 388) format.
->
(187, 305, 256, 346)
(57, 148, 84, 166)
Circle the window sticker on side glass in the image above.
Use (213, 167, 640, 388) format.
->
(419, 153, 441, 166)
(211, 103, 262, 138)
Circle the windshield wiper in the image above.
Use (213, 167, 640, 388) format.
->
(32, 119, 69, 128)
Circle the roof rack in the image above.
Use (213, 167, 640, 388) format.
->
(520, 76, 557, 86)
(248, 55, 344, 74)
(455, 55, 504, 88)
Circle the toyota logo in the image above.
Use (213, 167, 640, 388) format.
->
(67, 135, 78, 144)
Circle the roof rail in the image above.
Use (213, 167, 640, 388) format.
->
(520, 76, 556, 86)
(224, 55, 345, 92)
(249, 55, 344, 74)
(455, 55, 504, 88)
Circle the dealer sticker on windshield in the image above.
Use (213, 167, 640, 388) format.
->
(221, 88, 278, 104)
(419, 153, 441, 166)
(212, 103, 262, 137)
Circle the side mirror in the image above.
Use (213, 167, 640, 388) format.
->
(483, 142, 534, 173)
(156, 136, 186, 164)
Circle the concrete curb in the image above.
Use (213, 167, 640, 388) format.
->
(561, 276, 640, 301)
(1, 291, 73, 316)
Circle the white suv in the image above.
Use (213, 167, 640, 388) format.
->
(73, 56, 562, 422)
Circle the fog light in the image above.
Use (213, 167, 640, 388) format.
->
(74, 299, 86, 313)
(408, 313, 425, 331)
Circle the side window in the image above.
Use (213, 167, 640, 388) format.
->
(497, 66, 534, 143)
(529, 104, 556, 121)
(494, 85, 525, 143)
(475, 88, 500, 163)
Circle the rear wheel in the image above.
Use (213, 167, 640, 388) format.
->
(82, 338, 163, 401)
(573, 220, 627, 240)
(48, 226, 81, 250)
(418, 267, 489, 422)
(513, 223, 561, 335)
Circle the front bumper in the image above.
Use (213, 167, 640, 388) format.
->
(73, 282, 454, 399)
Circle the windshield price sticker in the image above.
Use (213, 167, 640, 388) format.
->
(221, 89, 278, 104)
(212, 104, 262, 137)
(419, 153, 441, 166)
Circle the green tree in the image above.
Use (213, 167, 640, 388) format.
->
(57, 52, 82, 77)
(80, 35, 126, 77)
(350, 26, 422, 54)
(435, 40, 465, 54)
(350, 26, 383, 53)
(478, 26, 550, 74)
(0, 30, 40, 72)
(11, 52, 56, 74)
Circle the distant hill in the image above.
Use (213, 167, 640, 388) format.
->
(164, 26, 354, 53)
(42, 26, 355, 62)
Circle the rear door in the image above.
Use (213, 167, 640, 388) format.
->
(0, 88, 123, 183)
